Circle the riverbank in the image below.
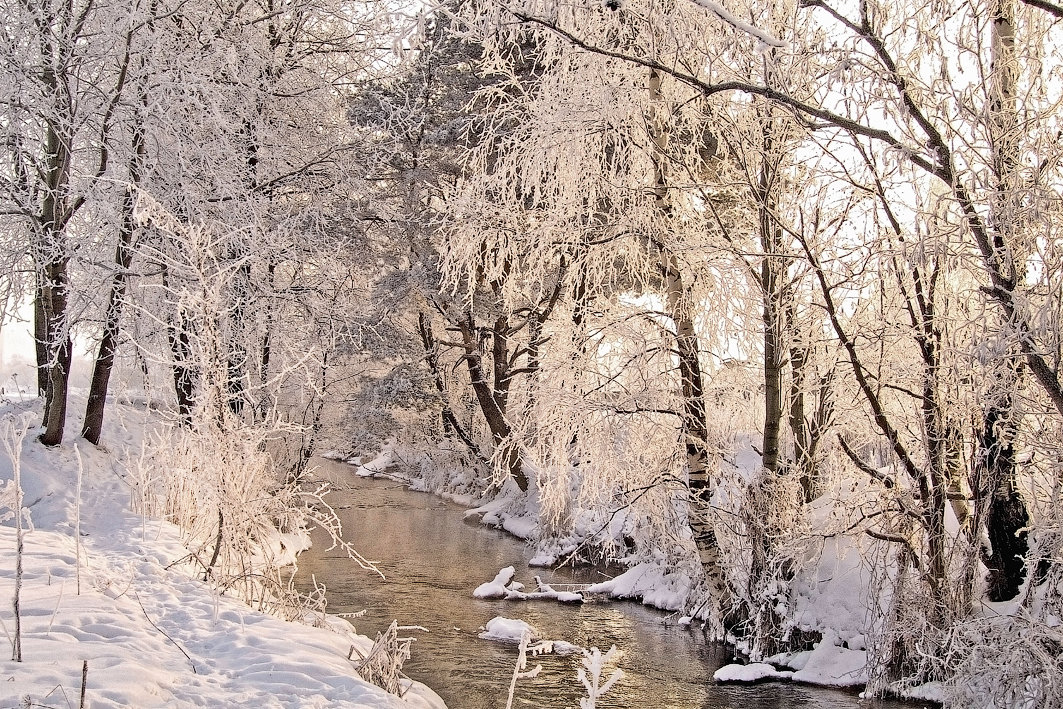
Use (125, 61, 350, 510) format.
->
(0, 398, 444, 708)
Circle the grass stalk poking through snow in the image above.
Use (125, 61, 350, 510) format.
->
(74, 442, 84, 596)
(350, 620, 424, 696)
(1, 413, 31, 661)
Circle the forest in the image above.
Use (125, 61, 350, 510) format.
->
(2, 0, 1063, 705)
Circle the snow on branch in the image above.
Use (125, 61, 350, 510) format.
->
(682, 0, 787, 51)
(473, 566, 584, 603)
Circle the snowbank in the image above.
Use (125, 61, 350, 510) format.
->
(0, 401, 444, 709)
(585, 561, 695, 612)
(789, 630, 867, 687)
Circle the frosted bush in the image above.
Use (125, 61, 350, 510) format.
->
(351, 620, 421, 697)
(944, 614, 1063, 709)
(127, 421, 377, 620)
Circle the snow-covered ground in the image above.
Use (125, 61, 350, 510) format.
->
(0, 399, 445, 709)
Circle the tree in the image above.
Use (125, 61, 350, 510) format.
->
(84, 0, 404, 448)
(0, 0, 136, 445)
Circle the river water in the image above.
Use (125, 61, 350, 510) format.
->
(296, 460, 915, 709)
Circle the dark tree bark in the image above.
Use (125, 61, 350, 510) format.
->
(169, 311, 197, 426)
(33, 285, 48, 398)
(39, 258, 72, 446)
(83, 122, 145, 444)
(980, 408, 1029, 601)
(81, 215, 134, 444)
(458, 313, 528, 490)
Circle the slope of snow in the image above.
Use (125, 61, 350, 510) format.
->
(0, 399, 444, 709)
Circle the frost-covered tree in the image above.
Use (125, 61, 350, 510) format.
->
(86, 0, 408, 454)
(0, 0, 139, 445)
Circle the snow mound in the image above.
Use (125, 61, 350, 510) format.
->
(479, 616, 538, 643)
(473, 565, 516, 598)
(355, 443, 399, 478)
(714, 662, 793, 683)
(790, 630, 867, 687)
(586, 561, 693, 612)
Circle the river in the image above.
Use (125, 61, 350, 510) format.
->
(295, 459, 916, 708)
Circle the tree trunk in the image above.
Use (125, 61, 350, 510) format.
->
(226, 260, 251, 417)
(82, 219, 133, 444)
(459, 314, 528, 491)
(36, 71, 75, 445)
(39, 258, 72, 446)
(33, 284, 48, 398)
(981, 405, 1028, 601)
(981, 0, 1030, 602)
(83, 120, 145, 444)
(756, 99, 787, 476)
(648, 66, 728, 628)
(169, 311, 197, 426)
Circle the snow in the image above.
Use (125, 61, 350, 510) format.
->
(478, 616, 538, 643)
(715, 634, 866, 688)
(790, 630, 868, 687)
(714, 662, 792, 683)
(355, 444, 400, 479)
(472, 565, 516, 599)
(0, 400, 445, 709)
(477, 617, 583, 656)
(683, 0, 787, 49)
(585, 561, 694, 612)
(898, 681, 946, 703)
(464, 478, 539, 540)
(473, 567, 584, 603)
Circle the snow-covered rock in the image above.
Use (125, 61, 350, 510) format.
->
(478, 616, 538, 643)
(714, 662, 793, 683)
(473, 566, 517, 599)
(790, 630, 867, 687)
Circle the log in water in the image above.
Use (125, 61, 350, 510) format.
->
(296, 460, 914, 709)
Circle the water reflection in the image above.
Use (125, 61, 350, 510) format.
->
(296, 461, 912, 709)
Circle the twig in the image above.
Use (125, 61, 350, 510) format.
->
(134, 591, 197, 673)
(80, 659, 88, 709)
(203, 509, 224, 582)
(74, 443, 85, 596)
